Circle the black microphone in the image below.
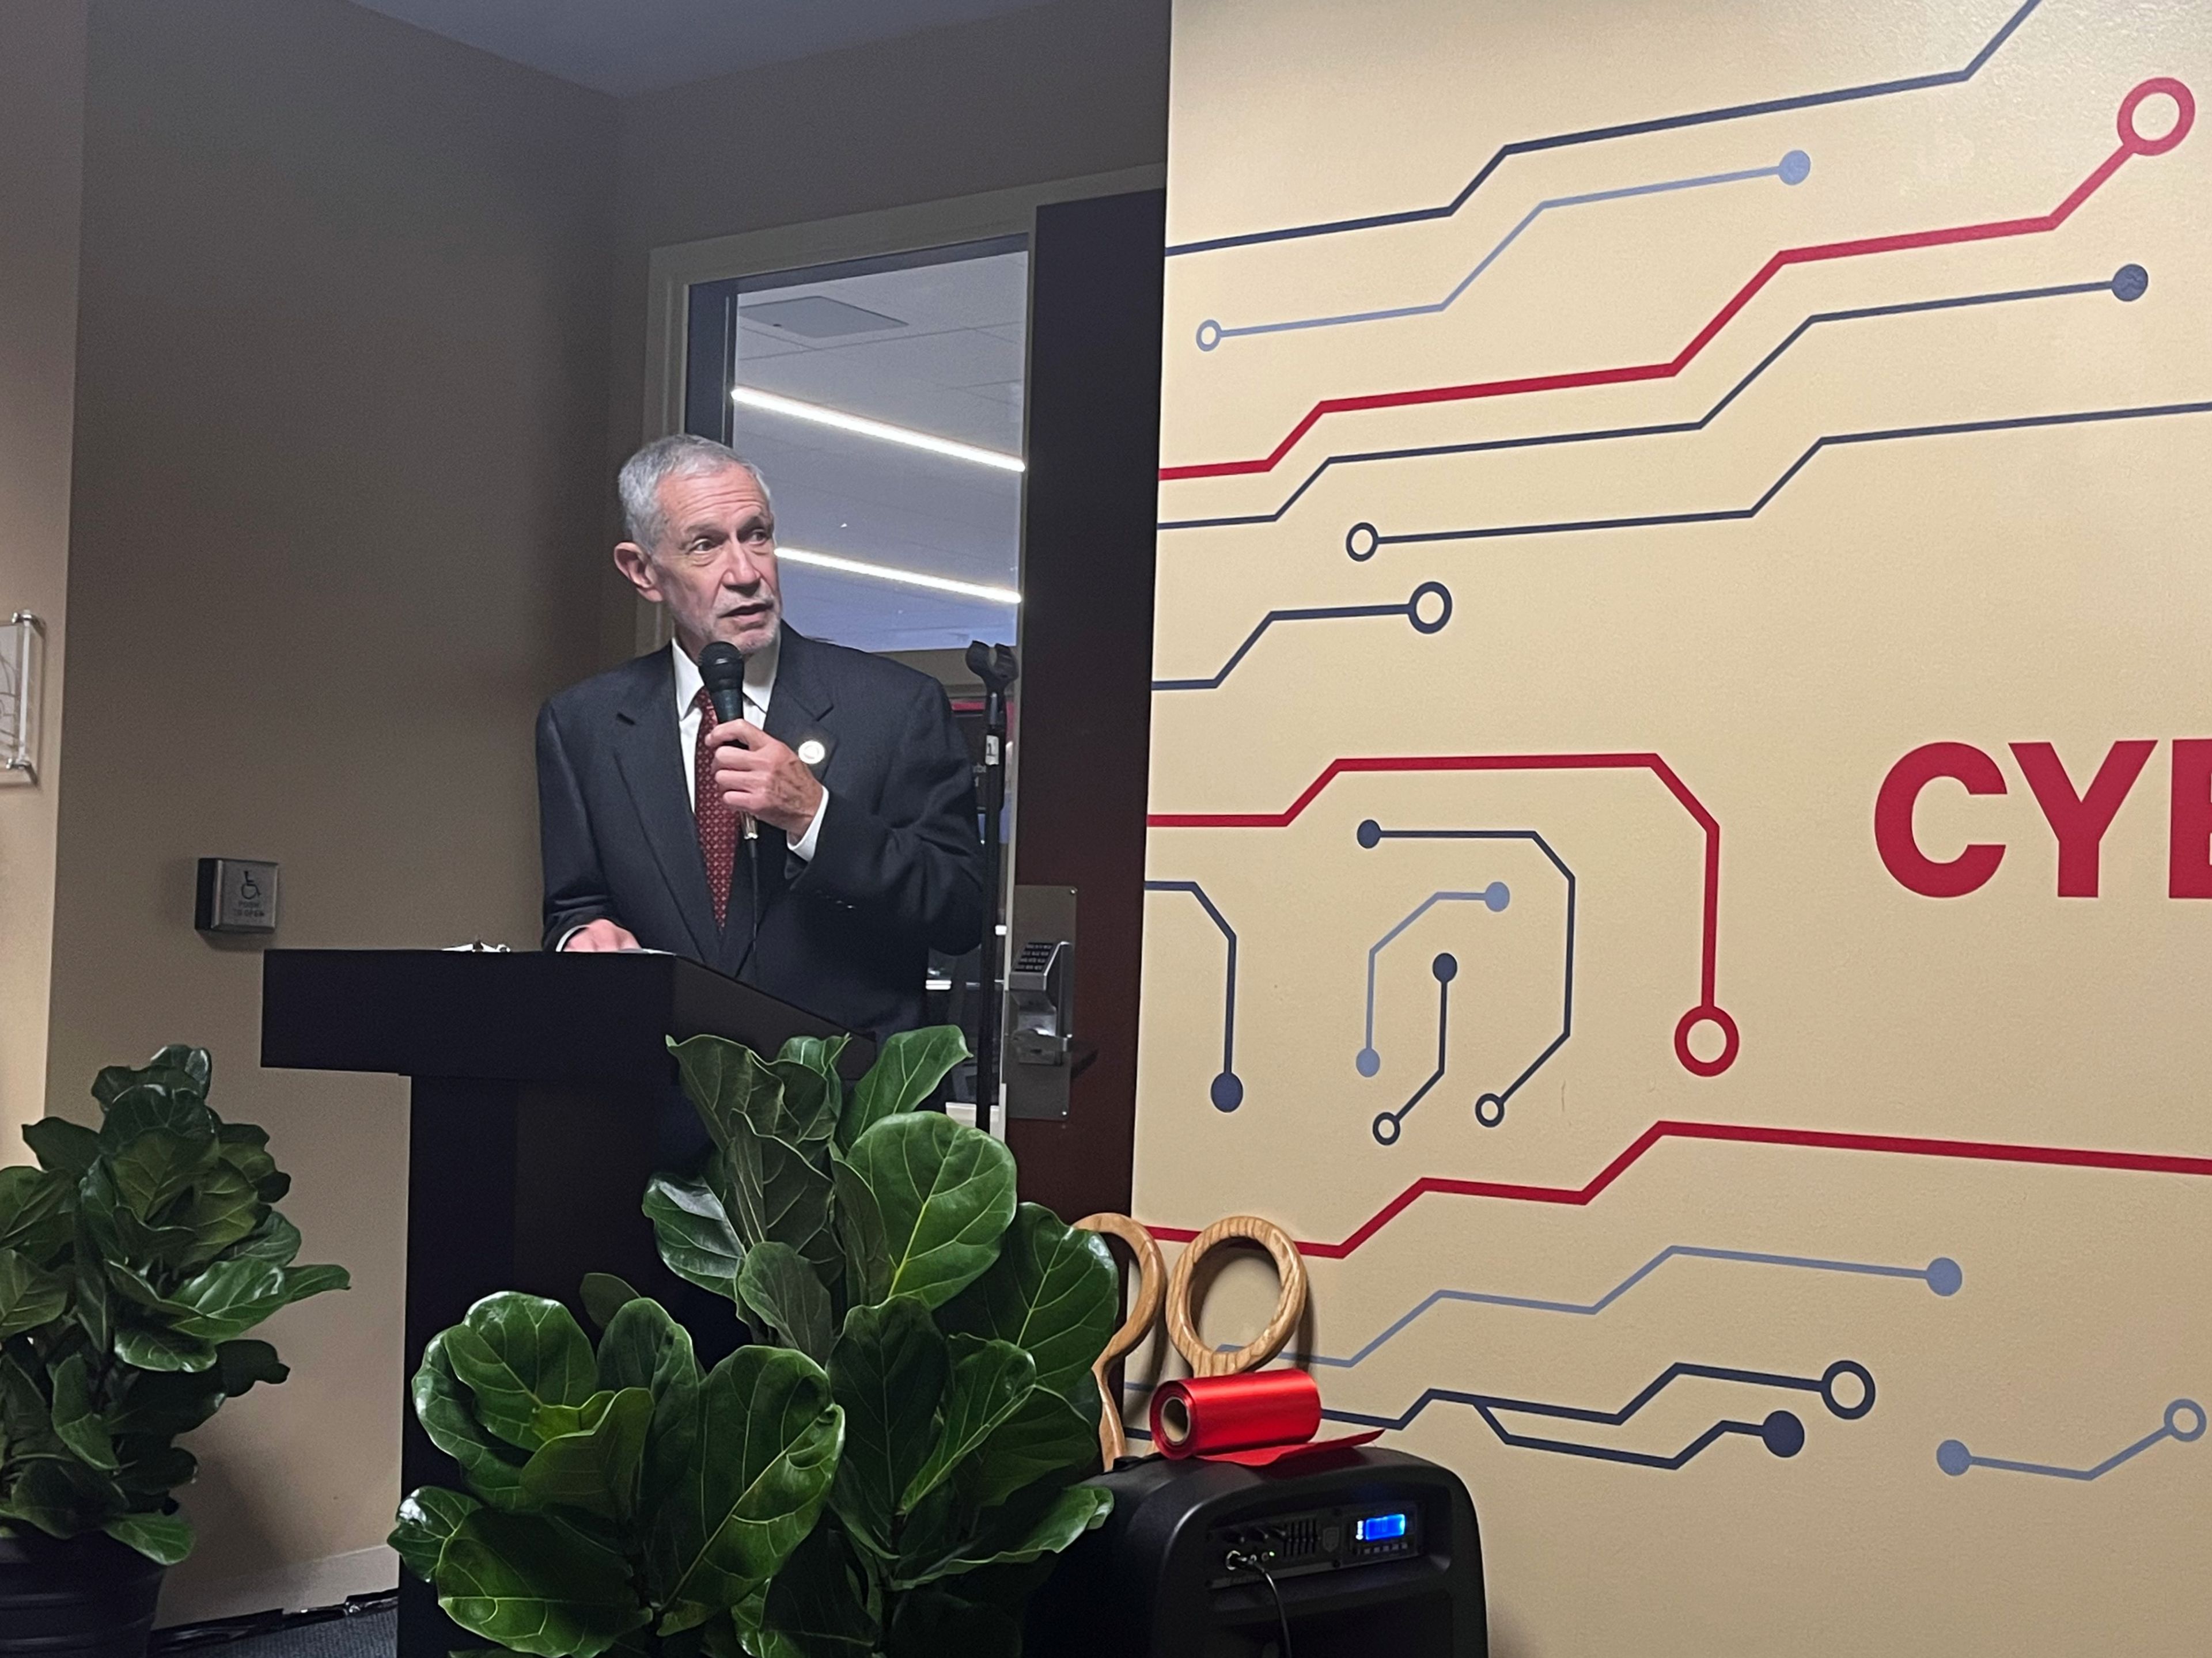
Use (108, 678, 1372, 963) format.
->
(698, 640, 747, 725)
(697, 642, 757, 843)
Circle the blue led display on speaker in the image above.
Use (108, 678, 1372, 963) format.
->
(1356, 1512, 1408, 1542)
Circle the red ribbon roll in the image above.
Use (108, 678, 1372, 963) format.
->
(1150, 1369, 1321, 1459)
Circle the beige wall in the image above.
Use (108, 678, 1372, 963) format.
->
(48, 0, 616, 1619)
(0, 0, 86, 1145)
(1137, 1, 2212, 1652)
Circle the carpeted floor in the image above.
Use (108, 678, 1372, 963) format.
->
(156, 1603, 395, 1658)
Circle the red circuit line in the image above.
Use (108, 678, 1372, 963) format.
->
(1157, 85, 2183, 484)
(1148, 752, 1722, 1004)
(1149, 1120, 2212, 1258)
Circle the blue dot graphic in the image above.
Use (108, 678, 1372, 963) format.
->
(1357, 818, 1382, 849)
(1761, 1411, 1806, 1457)
(1936, 1439, 1972, 1477)
(1210, 1072, 1244, 1112)
(1482, 882, 1510, 913)
(1925, 1257, 1963, 1296)
(1779, 149, 1812, 186)
(1195, 319, 1223, 351)
(2112, 263, 2149, 302)
(1355, 1047, 1381, 1078)
(1431, 953, 1459, 983)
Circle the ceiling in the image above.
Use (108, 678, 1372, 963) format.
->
(349, 0, 1062, 96)
(728, 247, 1028, 654)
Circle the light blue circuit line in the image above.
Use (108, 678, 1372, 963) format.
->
(1938, 1399, 2206, 1481)
(1361, 887, 1510, 1052)
(1205, 153, 1807, 347)
(1296, 1246, 1960, 1371)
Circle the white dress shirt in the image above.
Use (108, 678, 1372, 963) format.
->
(673, 634, 830, 860)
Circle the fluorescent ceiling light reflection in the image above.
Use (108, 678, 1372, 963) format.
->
(733, 385, 1024, 472)
(781, 544, 1020, 605)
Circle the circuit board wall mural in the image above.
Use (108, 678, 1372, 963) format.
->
(1128, 1, 2212, 1649)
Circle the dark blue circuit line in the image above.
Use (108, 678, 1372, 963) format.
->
(1142, 880, 1245, 1111)
(1164, 0, 2043, 257)
(1372, 957, 1454, 1146)
(1321, 1357, 1874, 1469)
(1158, 270, 2128, 532)
(1364, 825, 1577, 1130)
(1152, 582, 1450, 692)
(1361, 392, 2212, 553)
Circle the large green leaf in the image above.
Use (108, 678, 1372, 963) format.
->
(166, 1259, 349, 1341)
(97, 1081, 217, 1155)
(113, 1440, 195, 1499)
(412, 1333, 533, 1511)
(939, 1203, 1116, 1403)
(521, 1388, 652, 1521)
(50, 1353, 119, 1471)
(645, 1346, 844, 1630)
(827, 1296, 946, 1556)
(890, 1481, 1112, 1590)
(391, 1485, 482, 1581)
(596, 1295, 701, 1522)
(957, 1388, 1101, 1510)
(144, 1045, 213, 1094)
(108, 1368, 225, 1440)
(229, 1210, 304, 1266)
(0, 1246, 67, 1338)
(828, 1156, 888, 1310)
(767, 1061, 839, 1146)
(840, 1114, 1015, 1310)
(22, 1117, 101, 1179)
(216, 1122, 290, 1204)
(755, 1523, 880, 1658)
(0, 1350, 65, 1466)
(216, 1338, 289, 1395)
(114, 1322, 218, 1372)
(437, 1507, 649, 1658)
(643, 1175, 745, 1304)
(107, 1123, 222, 1221)
(778, 1035, 853, 1088)
(899, 1337, 1035, 1513)
(0, 1164, 76, 1260)
(838, 1027, 968, 1149)
(102, 1509, 196, 1565)
(445, 1295, 599, 1453)
(737, 1243, 833, 1365)
(716, 1117, 837, 1284)
(580, 1273, 641, 1331)
(670, 1035, 789, 1151)
(171, 1162, 268, 1270)
(0, 1454, 128, 1539)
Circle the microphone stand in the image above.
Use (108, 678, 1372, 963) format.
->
(965, 641, 1018, 1135)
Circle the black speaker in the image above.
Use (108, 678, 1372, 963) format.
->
(1026, 1447, 1486, 1657)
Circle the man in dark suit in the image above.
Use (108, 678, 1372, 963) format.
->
(536, 435, 984, 1053)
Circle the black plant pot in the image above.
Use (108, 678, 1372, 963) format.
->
(0, 1530, 164, 1658)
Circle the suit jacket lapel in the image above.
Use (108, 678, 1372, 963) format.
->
(760, 627, 839, 906)
(610, 650, 720, 962)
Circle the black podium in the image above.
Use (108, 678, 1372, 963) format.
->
(260, 949, 869, 1654)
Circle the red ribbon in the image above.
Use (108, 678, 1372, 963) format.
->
(1149, 1371, 1380, 1466)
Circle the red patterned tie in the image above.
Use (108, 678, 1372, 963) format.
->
(692, 686, 737, 929)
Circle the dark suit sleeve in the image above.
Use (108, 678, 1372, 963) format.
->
(536, 700, 616, 950)
(796, 678, 984, 955)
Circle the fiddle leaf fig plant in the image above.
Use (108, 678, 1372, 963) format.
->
(397, 1027, 1118, 1657)
(0, 1045, 350, 1564)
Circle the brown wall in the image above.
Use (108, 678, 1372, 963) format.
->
(0, 0, 86, 1144)
(48, 0, 616, 1619)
